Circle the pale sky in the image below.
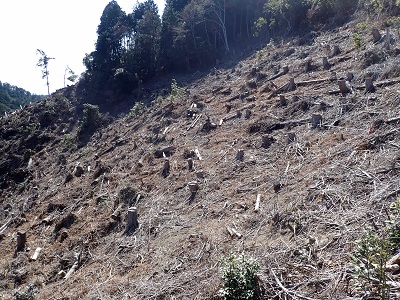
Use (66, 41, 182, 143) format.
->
(0, 0, 165, 95)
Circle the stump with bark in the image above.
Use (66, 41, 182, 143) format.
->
(125, 207, 139, 235)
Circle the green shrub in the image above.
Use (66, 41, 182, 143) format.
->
(167, 79, 186, 103)
(130, 101, 145, 118)
(350, 197, 400, 299)
(219, 253, 260, 300)
(352, 33, 363, 48)
(81, 103, 100, 130)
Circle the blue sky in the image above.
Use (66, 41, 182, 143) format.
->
(0, 0, 165, 95)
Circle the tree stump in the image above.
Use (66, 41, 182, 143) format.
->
(311, 114, 323, 128)
(16, 230, 26, 252)
(304, 59, 312, 72)
(187, 158, 194, 171)
(322, 57, 330, 70)
(282, 65, 289, 74)
(188, 181, 199, 202)
(125, 207, 139, 235)
(386, 27, 391, 49)
(338, 80, 350, 95)
(279, 94, 287, 107)
(262, 135, 273, 148)
(372, 28, 381, 42)
(162, 158, 170, 177)
(365, 77, 375, 93)
(330, 45, 340, 57)
(346, 72, 354, 82)
(255, 194, 261, 212)
(273, 181, 282, 193)
(288, 77, 296, 91)
(244, 109, 251, 119)
(236, 149, 244, 161)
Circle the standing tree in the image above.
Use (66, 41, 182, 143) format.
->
(36, 49, 54, 96)
(64, 66, 78, 87)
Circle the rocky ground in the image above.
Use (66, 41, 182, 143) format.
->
(1, 11, 400, 300)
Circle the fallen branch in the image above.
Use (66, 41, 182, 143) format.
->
(267, 82, 289, 99)
(270, 268, 319, 300)
(64, 251, 81, 280)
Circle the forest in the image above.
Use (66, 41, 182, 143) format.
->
(0, 82, 44, 115)
(82, 0, 399, 95)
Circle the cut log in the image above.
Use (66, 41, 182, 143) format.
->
(372, 28, 382, 43)
(227, 226, 242, 238)
(125, 207, 139, 235)
(365, 77, 375, 93)
(64, 251, 81, 280)
(188, 181, 199, 193)
(338, 80, 350, 95)
(236, 149, 244, 161)
(111, 204, 123, 220)
(162, 158, 170, 178)
(187, 158, 194, 171)
(154, 145, 175, 158)
(16, 230, 26, 252)
(322, 57, 330, 70)
(255, 194, 261, 212)
(311, 114, 323, 128)
(267, 82, 289, 99)
(30, 247, 42, 261)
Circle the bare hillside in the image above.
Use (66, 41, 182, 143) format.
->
(1, 16, 400, 299)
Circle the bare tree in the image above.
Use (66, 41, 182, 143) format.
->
(36, 49, 55, 95)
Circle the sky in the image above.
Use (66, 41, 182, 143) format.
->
(0, 0, 165, 95)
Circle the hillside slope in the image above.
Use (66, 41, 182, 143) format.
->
(1, 16, 400, 299)
(0, 82, 44, 115)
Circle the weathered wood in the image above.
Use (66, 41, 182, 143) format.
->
(296, 77, 332, 87)
(311, 114, 323, 128)
(386, 116, 400, 124)
(372, 28, 382, 43)
(282, 65, 289, 74)
(267, 82, 289, 99)
(322, 57, 330, 70)
(304, 59, 312, 72)
(64, 251, 81, 280)
(16, 230, 26, 252)
(236, 149, 244, 161)
(30, 247, 42, 261)
(365, 77, 375, 93)
(154, 145, 175, 158)
(111, 204, 123, 220)
(255, 194, 261, 212)
(266, 66, 289, 82)
(125, 207, 139, 235)
(338, 80, 350, 95)
(227, 226, 242, 238)
(187, 114, 202, 131)
(194, 148, 202, 160)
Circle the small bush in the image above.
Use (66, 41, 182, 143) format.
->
(81, 103, 100, 130)
(14, 284, 37, 300)
(219, 253, 260, 300)
(167, 79, 186, 103)
(130, 101, 145, 118)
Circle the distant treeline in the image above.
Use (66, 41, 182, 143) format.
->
(0, 82, 44, 115)
(82, 0, 398, 96)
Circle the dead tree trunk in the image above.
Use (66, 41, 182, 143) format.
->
(365, 77, 375, 93)
(16, 230, 26, 252)
(372, 28, 381, 42)
(386, 27, 391, 49)
(125, 207, 139, 235)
